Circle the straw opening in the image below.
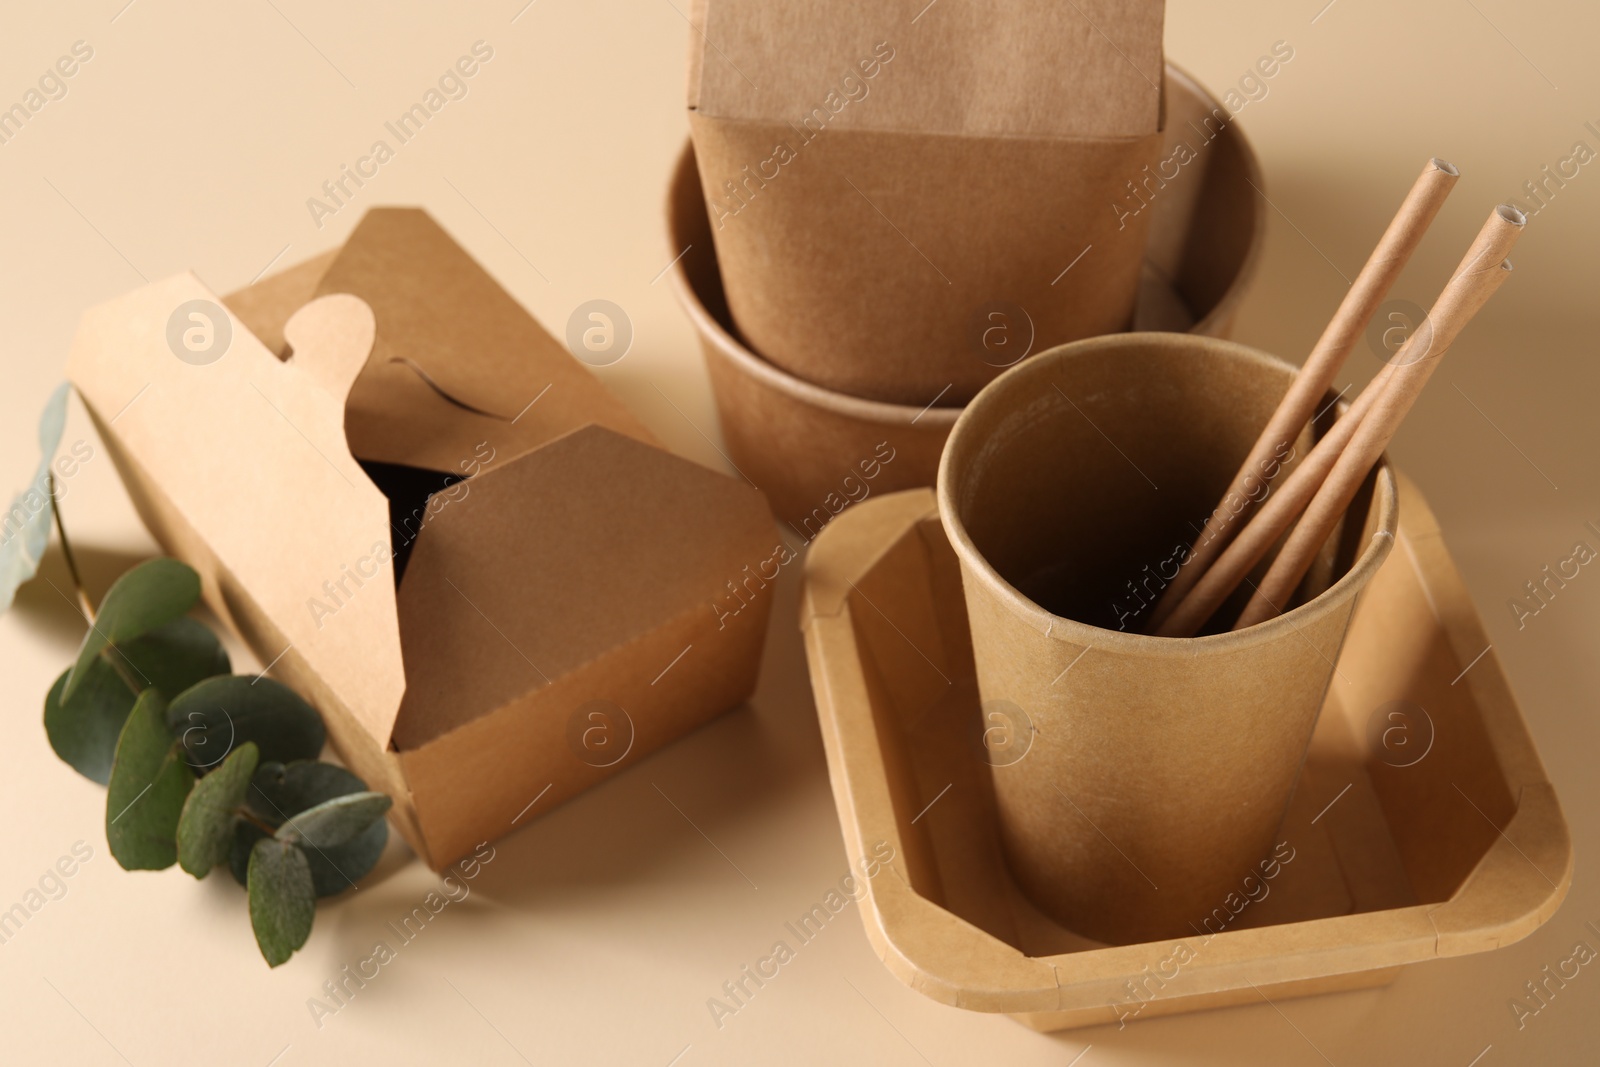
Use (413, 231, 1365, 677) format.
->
(1430, 157, 1459, 177)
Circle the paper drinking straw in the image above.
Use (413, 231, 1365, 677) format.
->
(1146, 159, 1460, 631)
(1232, 208, 1523, 629)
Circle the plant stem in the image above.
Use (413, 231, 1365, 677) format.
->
(238, 810, 279, 836)
(99, 646, 147, 698)
(50, 472, 145, 696)
(47, 471, 95, 622)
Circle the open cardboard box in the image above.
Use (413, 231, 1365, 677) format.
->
(801, 486, 1571, 1030)
(67, 208, 778, 870)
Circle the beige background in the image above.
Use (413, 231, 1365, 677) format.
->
(2, 1, 1596, 1063)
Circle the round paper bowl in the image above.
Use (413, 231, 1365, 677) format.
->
(667, 63, 1265, 533)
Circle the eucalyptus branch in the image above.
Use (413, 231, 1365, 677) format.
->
(47, 470, 95, 621)
(50, 472, 144, 696)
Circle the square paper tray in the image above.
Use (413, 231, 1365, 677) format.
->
(800, 483, 1571, 1031)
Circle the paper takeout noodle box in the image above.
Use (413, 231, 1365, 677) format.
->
(670, 63, 1264, 534)
(67, 208, 778, 870)
(801, 488, 1570, 1029)
(687, 0, 1167, 405)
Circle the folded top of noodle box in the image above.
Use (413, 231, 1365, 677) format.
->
(67, 207, 778, 869)
(686, 0, 1168, 405)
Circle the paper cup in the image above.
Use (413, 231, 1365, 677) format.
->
(936, 333, 1399, 945)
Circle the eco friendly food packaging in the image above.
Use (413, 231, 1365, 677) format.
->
(670, 63, 1264, 534)
(936, 333, 1400, 945)
(67, 208, 778, 870)
(802, 487, 1570, 1029)
(686, 0, 1166, 405)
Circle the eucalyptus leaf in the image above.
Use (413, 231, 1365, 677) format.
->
(64, 558, 201, 701)
(44, 617, 230, 784)
(166, 675, 324, 773)
(248, 838, 315, 967)
(229, 821, 268, 888)
(115, 616, 230, 696)
(275, 791, 391, 849)
(245, 760, 367, 824)
(234, 760, 389, 896)
(230, 816, 387, 898)
(176, 742, 259, 877)
(0, 382, 69, 614)
(105, 689, 195, 870)
(305, 817, 387, 897)
(44, 663, 134, 787)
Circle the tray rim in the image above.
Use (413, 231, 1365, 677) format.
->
(800, 482, 1573, 1017)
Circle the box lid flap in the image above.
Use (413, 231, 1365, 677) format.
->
(390, 422, 776, 748)
(67, 280, 409, 748)
(230, 208, 656, 477)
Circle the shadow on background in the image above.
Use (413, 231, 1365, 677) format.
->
(10, 542, 151, 648)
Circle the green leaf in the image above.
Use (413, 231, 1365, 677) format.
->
(307, 818, 388, 897)
(275, 791, 390, 849)
(176, 742, 259, 877)
(229, 820, 268, 888)
(44, 663, 134, 786)
(230, 815, 387, 899)
(0, 382, 70, 614)
(64, 558, 201, 701)
(233, 761, 390, 896)
(248, 838, 315, 967)
(44, 617, 230, 784)
(166, 675, 325, 773)
(116, 615, 231, 695)
(245, 760, 366, 823)
(105, 690, 195, 870)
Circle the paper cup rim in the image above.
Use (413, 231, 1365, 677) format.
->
(936, 331, 1400, 651)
